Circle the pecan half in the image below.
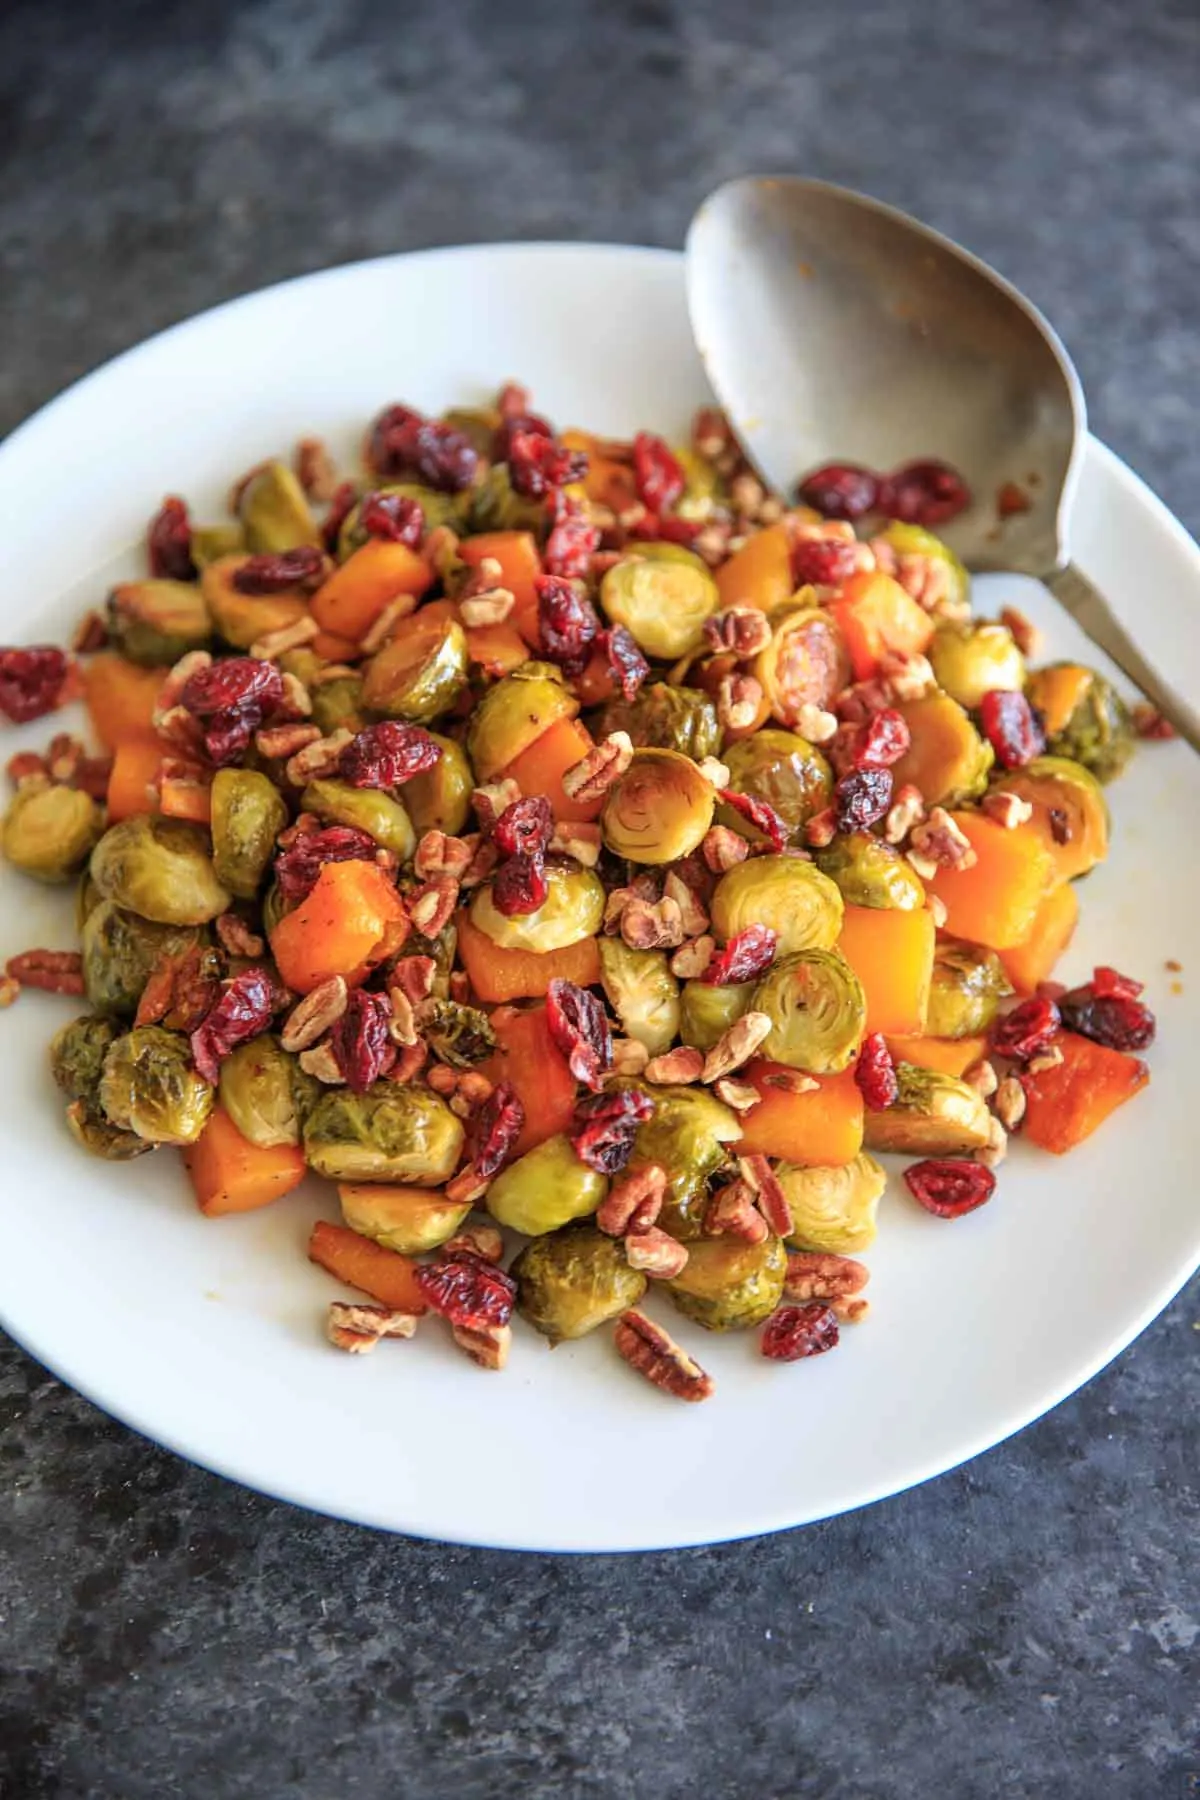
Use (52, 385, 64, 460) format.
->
(704, 1178, 768, 1243)
(281, 975, 349, 1051)
(389, 955, 437, 1008)
(784, 1250, 869, 1303)
(701, 1010, 772, 1084)
(613, 1309, 714, 1402)
(215, 912, 265, 959)
(624, 1226, 689, 1278)
(907, 806, 977, 877)
(644, 1045, 705, 1085)
(703, 607, 773, 658)
(408, 877, 459, 938)
(257, 721, 322, 764)
(597, 1163, 667, 1236)
(737, 1152, 791, 1237)
(414, 830, 474, 880)
(561, 731, 633, 802)
(327, 1302, 419, 1353)
(4, 949, 84, 995)
(701, 825, 749, 873)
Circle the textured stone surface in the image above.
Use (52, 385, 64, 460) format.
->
(1, 0, 1198, 1794)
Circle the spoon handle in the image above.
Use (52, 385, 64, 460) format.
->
(1045, 561, 1200, 755)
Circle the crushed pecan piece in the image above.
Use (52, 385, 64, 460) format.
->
(72, 609, 109, 654)
(610, 1036, 650, 1077)
(704, 1178, 768, 1243)
(803, 808, 837, 849)
(795, 704, 839, 745)
(549, 820, 602, 866)
(445, 1165, 492, 1207)
(389, 955, 437, 1007)
(284, 728, 354, 786)
(1000, 604, 1043, 659)
(1024, 1044, 1065, 1075)
(0, 974, 20, 1009)
(907, 806, 977, 877)
(214, 912, 265, 959)
(624, 1227, 689, 1278)
(460, 586, 516, 627)
(737, 1152, 791, 1236)
(561, 730, 634, 802)
(153, 650, 212, 722)
(670, 935, 715, 979)
(387, 989, 418, 1047)
(645, 1045, 705, 1085)
(701, 1011, 772, 1084)
(299, 1041, 346, 1084)
(472, 778, 522, 830)
(981, 790, 1033, 830)
(613, 1309, 714, 1402)
(597, 1163, 666, 1236)
(662, 869, 709, 937)
(408, 877, 459, 939)
(296, 436, 338, 502)
(762, 1068, 819, 1095)
(993, 1074, 1027, 1130)
(426, 1062, 458, 1097)
(978, 1114, 1009, 1169)
(878, 651, 935, 703)
(414, 830, 474, 880)
(388, 1039, 429, 1085)
(358, 594, 418, 655)
(1131, 701, 1176, 741)
(964, 1057, 999, 1097)
(444, 1223, 505, 1264)
(281, 976, 348, 1051)
(620, 896, 684, 951)
(713, 1076, 760, 1114)
(704, 607, 773, 658)
(249, 616, 319, 662)
(4, 949, 84, 995)
(831, 1295, 871, 1324)
(717, 673, 763, 733)
(701, 825, 750, 873)
(278, 671, 313, 718)
(784, 1250, 870, 1303)
(696, 756, 732, 790)
(452, 1320, 512, 1370)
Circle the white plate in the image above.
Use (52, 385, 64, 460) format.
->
(2, 245, 1198, 1552)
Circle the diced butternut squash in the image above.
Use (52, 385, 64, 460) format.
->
(999, 882, 1080, 995)
(736, 1061, 864, 1165)
(500, 715, 603, 823)
(84, 653, 163, 750)
(714, 522, 793, 614)
(106, 739, 162, 822)
(311, 629, 361, 663)
(456, 908, 602, 1003)
(158, 762, 212, 825)
(837, 904, 935, 1036)
(464, 620, 530, 677)
(185, 1105, 306, 1215)
(885, 1033, 989, 1078)
(572, 646, 618, 708)
(1021, 1029, 1149, 1154)
(269, 859, 408, 994)
(307, 1219, 427, 1312)
(562, 431, 639, 516)
(1028, 664, 1093, 738)
(481, 1003, 578, 1158)
(459, 531, 543, 644)
(310, 539, 434, 642)
(829, 570, 935, 680)
(924, 813, 1055, 950)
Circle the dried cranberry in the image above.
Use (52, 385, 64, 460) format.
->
(791, 536, 860, 588)
(1091, 966, 1144, 1001)
(569, 1087, 655, 1174)
(991, 996, 1060, 1062)
(835, 767, 893, 832)
(329, 988, 394, 1093)
(761, 1303, 840, 1361)
(632, 432, 686, 514)
(979, 689, 1045, 770)
(546, 977, 613, 1092)
(704, 925, 777, 986)
(466, 1079, 525, 1178)
(507, 429, 587, 499)
(189, 967, 275, 1084)
(366, 404, 479, 494)
(880, 459, 971, 527)
(493, 410, 552, 462)
(536, 574, 600, 670)
(644, 512, 702, 546)
(231, 547, 326, 594)
(322, 480, 360, 555)
(851, 708, 911, 769)
(854, 1032, 898, 1111)
(367, 404, 424, 476)
(1059, 986, 1156, 1053)
(416, 1253, 517, 1331)
(147, 495, 196, 581)
(274, 825, 379, 903)
(543, 491, 601, 579)
(0, 647, 70, 725)
(491, 851, 550, 917)
(202, 712, 256, 768)
(594, 626, 649, 703)
(359, 490, 425, 548)
(339, 721, 441, 789)
(493, 796, 554, 859)
(181, 657, 284, 719)
(796, 463, 880, 520)
(718, 788, 788, 853)
(903, 1158, 996, 1218)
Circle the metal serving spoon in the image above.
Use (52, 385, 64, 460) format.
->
(686, 175, 1200, 751)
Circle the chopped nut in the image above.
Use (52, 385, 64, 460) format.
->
(1131, 701, 1176, 740)
(277, 670, 313, 718)
(358, 593, 418, 655)
(561, 730, 634, 802)
(387, 989, 418, 1047)
(621, 896, 684, 951)
(981, 791, 1033, 830)
(460, 836, 498, 888)
(3, 948, 84, 995)
(597, 1163, 667, 1236)
(425, 1062, 459, 1097)
(796, 704, 839, 745)
(445, 1165, 491, 1207)
(610, 1036, 650, 1077)
(878, 651, 936, 703)
(549, 820, 602, 867)
(645, 1045, 705, 1085)
(909, 806, 977, 872)
(978, 1114, 1009, 1168)
(994, 1074, 1027, 1131)
(327, 1302, 418, 1346)
(459, 586, 516, 627)
(694, 523, 734, 566)
(670, 935, 715, 979)
(215, 912, 265, 959)
(895, 551, 953, 614)
(701, 825, 750, 873)
(784, 1250, 869, 1303)
(662, 869, 709, 937)
(299, 1042, 345, 1085)
(155, 703, 205, 757)
(471, 778, 522, 830)
(6, 751, 48, 788)
(250, 615, 320, 661)
(704, 1178, 768, 1243)
(309, 662, 359, 687)
(927, 894, 948, 929)
(1025, 1044, 1065, 1074)
(803, 808, 837, 849)
(1000, 605, 1043, 660)
(281, 975, 348, 1051)
(389, 955, 437, 1007)
(613, 1309, 714, 1402)
(761, 1068, 819, 1095)
(731, 471, 767, 517)
(701, 1010, 772, 1083)
(0, 975, 20, 1009)
(831, 1295, 871, 1324)
(409, 877, 459, 938)
(696, 756, 732, 790)
(295, 436, 338, 502)
(443, 1223, 505, 1264)
(414, 830, 474, 880)
(964, 1057, 999, 1097)
(327, 1325, 379, 1354)
(153, 650, 212, 720)
(737, 1152, 791, 1237)
(72, 609, 109, 654)
(717, 672, 763, 733)
(452, 1321, 512, 1371)
(703, 607, 773, 658)
(624, 1226, 689, 1278)
(884, 783, 926, 845)
(45, 733, 85, 783)
(284, 728, 353, 786)
(456, 1071, 494, 1111)
(713, 1076, 760, 1114)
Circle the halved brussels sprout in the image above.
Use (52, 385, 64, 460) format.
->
(106, 580, 212, 666)
(201, 555, 311, 650)
(403, 732, 473, 837)
(815, 832, 926, 910)
(752, 948, 866, 1073)
(210, 769, 289, 901)
(420, 999, 496, 1067)
(218, 1035, 316, 1148)
(717, 729, 833, 842)
(893, 691, 993, 807)
(310, 674, 366, 738)
(1025, 664, 1134, 785)
(462, 464, 546, 535)
(862, 1063, 992, 1155)
(339, 1185, 471, 1254)
(81, 903, 205, 1018)
(338, 482, 458, 558)
(926, 941, 1013, 1039)
(466, 662, 579, 782)
(990, 755, 1109, 881)
(877, 522, 969, 614)
(64, 1100, 151, 1160)
(597, 939, 680, 1057)
(513, 1224, 647, 1343)
(777, 1152, 888, 1253)
(303, 1086, 464, 1183)
(237, 460, 321, 552)
(601, 748, 715, 864)
(302, 779, 416, 861)
(99, 1026, 215, 1146)
(595, 683, 722, 762)
(667, 1233, 787, 1331)
(930, 621, 1026, 711)
(190, 523, 246, 570)
(486, 1133, 608, 1236)
(752, 603, 850, 724)
(627, 1083, 741, 1240)
(677, 978, 754, 1052)
(3, 784, 103, 884)
(470, 861, 605, 952)
(600, 552, 720, 660)
(50, 1014, 123, 1104)
(76, 871, 103, 932)
(710, 856, 843, 955)
(91, 816, 231, 925)
(361, 614, 469, 724)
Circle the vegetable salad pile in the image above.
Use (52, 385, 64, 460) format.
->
(0, 386, 1165, 1399)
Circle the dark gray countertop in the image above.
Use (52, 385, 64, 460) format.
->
(1, 2, 1197, 1794)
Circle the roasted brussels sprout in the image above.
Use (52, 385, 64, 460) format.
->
(237, 459, 321, 552)
(752, 948, 866, 1073)
(189, 523, 246, 570)
(50, 1014, 123, 1104)
(678, 978, 754, 1052)
(513, 1224, 647, 1343)
(990, 755, 1110, 881)
(667, 1234, 787, 1331)
(466, 662, 579, 782)
(926, 941, 1013, 1039)
(600, 550, 720, 659)
(815, 832, 926, 910)
(201, 555, 310, 651)
(597, 939, 680, 1057)
(486, 1133, 608, 1236)
(75, 871, 103, 932)
(106, 580, 212, 666)
(403, 732, 473, 837)
(710, 856, 843, 956)
(91, 816, 231, 925)
(310, 673, 366, 738)
(778, 1152, 888, 1253)
(210, 769, 289, 900)
(1025, 664, 1134, 785)
(218, 1035, 316, 1148)
(876, 522, 969, 614)
(601, 749, 715, 864)
(462, 464, 546, 535)
(470, 860, 605, 952)
(3, 783, 103, 884)
(304, 1086, 464, 1183)
(98, 1026, 215, 1146)
(361, 614, 470, 724)
(339, 482, 459, 557)
(420, 999, 496, 1067)
(64, 1100, 151, 1160)
(718, 728, 833, 842)
(862, 1063, 992, 1155)
(930, 621, 1026, 711)
(893, 691, 993, 807)
(595, 683, 722, 762)
(627, 1084, 742, 1239)
(301, 779, 416, 861)
(81, 902, 204, 1018)
(752, 603, 850, 724)
(339, 1185, 471, 1254)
